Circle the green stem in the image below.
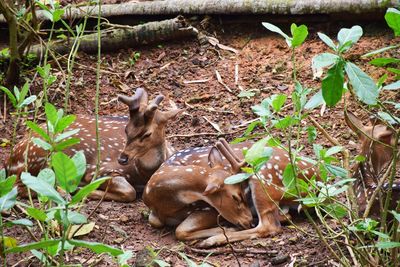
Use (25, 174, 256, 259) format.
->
(43, 22, 55, 103)
(0, 214, 5, 267)
(59, 204, 69, 266)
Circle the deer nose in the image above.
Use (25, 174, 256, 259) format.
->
(118, 153, 129, 165)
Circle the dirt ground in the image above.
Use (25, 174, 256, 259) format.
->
(1, 10, 400, 267)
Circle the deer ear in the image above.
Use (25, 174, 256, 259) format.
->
(203, 182, 221, 195)
(344, 111, 365, 138)
(157, 109, 183, 124)
(208, 147, 223, 168)
(377, 129, 396, 146)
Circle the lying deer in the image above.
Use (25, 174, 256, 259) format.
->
(143, 139, 253, 241)
(5, 88, 181, 202)
(144, 138, 316, 245)
(345, 111, 399, 215)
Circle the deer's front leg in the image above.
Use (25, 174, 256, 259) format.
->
(175, 209, 236, 241)
(89, 175, 136, 202)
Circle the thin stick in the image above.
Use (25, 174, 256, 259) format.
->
(168, 129, 244, 138)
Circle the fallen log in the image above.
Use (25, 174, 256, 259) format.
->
(0, 0, 396, 23)
(28, 16, 197, 56)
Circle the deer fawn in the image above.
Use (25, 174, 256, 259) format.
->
(345, 111, 399, 215)
(5, 88, 181, 202)
(143, 139, 253, 241)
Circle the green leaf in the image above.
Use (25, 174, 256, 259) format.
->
(322, 60, 345, 107)
(0, 169, 5, 181)
(306, 126, 317, 143)
(18, 95, 36, 108)
(72, 151, 86, 182)
(262, 22, 290, 40)
(68, 239, 124, 257)
(45, 103, 58, 128)
(54, 137, 80, 151)
(2, 236, 18, 249)
(13, 86, 20, 102)
(282, 164, 296, 191)
(270, 94, 287, 112)
(245, 139, 273, 168)
(0, 187, 17, 211)
(272, 116, 299, 129)
(304, 90, 324, 110)
(325, 164, 348, 178)
(326, 146, 343, 156)
(323, 203, 347, 219)
(21, 172, 66, 205)
(54, 129, 79, 142)
(0, 175, 16, 197)
(251, 99, 271, 117)
(345, 62, 379, 105)
(355, 155, 366, 162)
(154, 259, 171, 267)
(118, 251, 134, 267)
(369, 57, 400, 67)
(27, 207, 47, 222)
(52, 9, 64, 22)
(337, 25, 363, 51)
(38, 168, 55, 186)
(237, 90, 256, 99)
(290, 23, 308, 47)
(383, 80, 400, 90)
(317, 32, 336, 51)
(52, 152, 78, 193)
(376, 241, 400, 249)
(32, 137, 52, 151)
(68, 211, 87, 225)
(224, 173, 252, 185)
(26, 121, 50, 142)
(378, 111, 399, 125)
(0, 86, 17, 108)
(390, 210, 400, 223)
(55, 115, 76, 134)
(362, 45, 399, 57)
(5, 219, 33, 227)
(385, 8, 400, 36)
(312, 53, 339, 74)
(70, 177, 110, 205)
(6, 239, 61, 253)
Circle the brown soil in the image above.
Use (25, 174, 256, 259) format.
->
(1, 15, 399, 267)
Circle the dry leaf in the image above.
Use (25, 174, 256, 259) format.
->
(68, 222, 96, 239)
(203, 116, 223, 133)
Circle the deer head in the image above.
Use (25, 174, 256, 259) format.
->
(117, 88, 182, 167)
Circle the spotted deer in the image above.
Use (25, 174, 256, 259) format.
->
(345, 111, 399, 215)
(143, 139, 253, 241)
(5, 88, 181, 202)
(143, 138, 316, 245)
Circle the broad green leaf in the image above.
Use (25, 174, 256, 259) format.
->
(323, 203, 347, 219)
(383, 80, 400, 90)
(317, 32, 336, 51)
(44, 103, 58, 127)
(55, 115, 76, 133)
(21, 172, 66, 205)
(72, 151, 86, 182)
(245, 139, 273, 167)
(355, 155, 366, 162)
(6, 239, 61, 253)
(376, 241, 400, 249)
(27, 207, 47, 221)
(304, 90, 324, 110)
(377, 73, 388, 88)
(26, 121, 50, 142)
(5, 219, 33, 227)
(0, 187, 17, 211)
(371, 230, 390, 239)
(325, 164, 348, 178)
(38, 168, 55, 186)
(68, 211, 87, 225)
(290, 23, 308, 47)
(68, 239, 124, 256)
(0, 175, 16, 197)
(251, 99, 270, 117)
(369, 57, 400, 67)
(345, 62, 378, 105)
(52, 152, 78, 193)
(362, 45, 399, 57)
(224, 173, 252, 185)
(270, 94, 287, 112)
(378, 111, 399, 125)
(70, 177, 110, 205)
(312, 53, 339, 74)
(0, 169, 5, 181)
(54, 137, 80, 151)
(262, 22, 290, 40)
(385, 8, 400, 36)
(32, 137, 52, 151)
(322, 60, 345, 107)
(0, 86, 17, 108)
(282, 164, 296, 191)
(326, 146, 343, 156)
(19, 82, 29, 102)
(118, 251, 134, 267)
(54, 128, 79, 142)
(18, 95, 37, 108)
(52, 9, 64, 22)
(273, 116, 299, 129)
(337, 25, 363, 51)
(13, 86, 20, 102)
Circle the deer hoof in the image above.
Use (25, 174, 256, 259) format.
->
(196, 236, 220, 248)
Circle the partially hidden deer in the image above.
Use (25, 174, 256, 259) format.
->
(143, 138, 317, 246)
(345, 111, 399, 215)
(143, 139, 253, 241)
(5, 88, 181, 202)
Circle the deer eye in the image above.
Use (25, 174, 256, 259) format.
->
(140, 132, 152, 141)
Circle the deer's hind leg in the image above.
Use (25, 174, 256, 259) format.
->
(89, 175, 136, 202)
(175, 209, 236, 241)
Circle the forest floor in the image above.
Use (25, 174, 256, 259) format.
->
(1, 7, 400, 267)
